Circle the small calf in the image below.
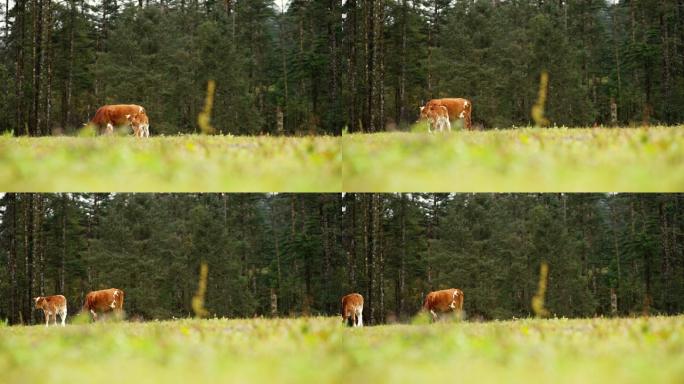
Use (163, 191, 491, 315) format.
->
(34, 295, 68, 327)
(341, 293, 364, 327)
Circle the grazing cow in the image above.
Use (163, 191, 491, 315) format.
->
(89, 104, 150, 137)
(421, 98, 472, 130)
(341, 293, 364, 327)
(34, 295, 68, 327)
(83, 288, 125, 321)
(423, 288, 464, 321)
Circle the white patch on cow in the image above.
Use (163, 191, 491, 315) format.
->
(449, 302, 456, 309)
(34, 297, 40, 303)
(106, 123, 114, 134)
(110, 300, 116, 309)
(125, 114, 131, 119)
(90, 309, 97, 320)
(459, 111, 465, 119)
(464, 100, 469, 107)
(139, 107, 143, 114)
(420, 106, 425, 112)
(435, 116, 451, 132)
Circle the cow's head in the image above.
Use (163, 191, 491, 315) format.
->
(126, 113, 150, 137)
(34, 297, 45, 309)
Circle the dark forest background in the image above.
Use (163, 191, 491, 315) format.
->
(1, 193, 682, 325)
(1, 1, 684, 136)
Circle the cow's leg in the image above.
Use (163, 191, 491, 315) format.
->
(430, 310, 438, 322)
(60, 309, 67, 326)
(106, 123, 114, 135)
(90, 309, 98, 321)
(357, 311, 363, 327)
(45, 312, 50, 327)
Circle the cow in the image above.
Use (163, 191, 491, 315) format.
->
(420, 104, 451, 133)
(341, 293, 364, 327)
(420, 98, 472, 130)
(34, 295, 68, 327)
(83, 288, 125, 321)
(89, 104, 150, 137)
(422, 288, 464, 321)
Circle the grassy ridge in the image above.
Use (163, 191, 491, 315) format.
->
(0, 135, 341, 192)
(342, 126, 684, 192)
(1, 316, 682, 383)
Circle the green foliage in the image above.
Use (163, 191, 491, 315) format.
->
(0, 135, 341, 191)
(342, 127, 684, 191)
(1, 316, 683, 383)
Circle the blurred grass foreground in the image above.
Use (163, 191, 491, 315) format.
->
(0, 316, 682, 383)
(0, 135, 341, 192)
(342, 126, 684, 192)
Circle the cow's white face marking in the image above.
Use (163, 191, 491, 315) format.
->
(464, 100, 468, 107)
(110, 301, 116, 309)
(449, 302, 456, 309)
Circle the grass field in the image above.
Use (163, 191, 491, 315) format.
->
(342, 126, 684, 191)
(0, 316, 682, 383)
(0, 134, 341, 191)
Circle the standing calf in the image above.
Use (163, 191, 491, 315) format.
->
(34, 295, 68, 327)
(341, 293, 364, 327)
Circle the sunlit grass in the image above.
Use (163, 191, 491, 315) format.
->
(0, 316, 682, 383)
(0, 135, 341, 192)
(342, 126, 684, 192)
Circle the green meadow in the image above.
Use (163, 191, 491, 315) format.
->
(0, 316, 682, 383)
(342, 126, 684, 192)
(0, 135, 341, 192)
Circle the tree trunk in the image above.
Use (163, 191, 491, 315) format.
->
(31, 0, 44, 136)
(60, 194, 67, 294)
(15, 0, 26, 135)
(399, 194, 406, 318)
(43, 0, 53, 134)
(610, 202, 621, 314)
(8, 194, 19, 324)
(24, 193, 34, 324)
(347, 0, 358, 132)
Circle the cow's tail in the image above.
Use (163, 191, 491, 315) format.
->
(90, 106, 106, 126)
(82, 296, 91, 315)
(422, 294, 430, 311)
(113, 289, 124, 309)
(464, 99, 473, 130)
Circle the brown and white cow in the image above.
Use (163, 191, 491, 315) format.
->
(89, 104, 150, 137)
(423, 288, 464, 321)
(420, 98, 472, 131)
(34, 295, 68, 327)
(420, 104, 451, 133)
(341, 293, 364, 327)
(83, 288, 125, 321)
